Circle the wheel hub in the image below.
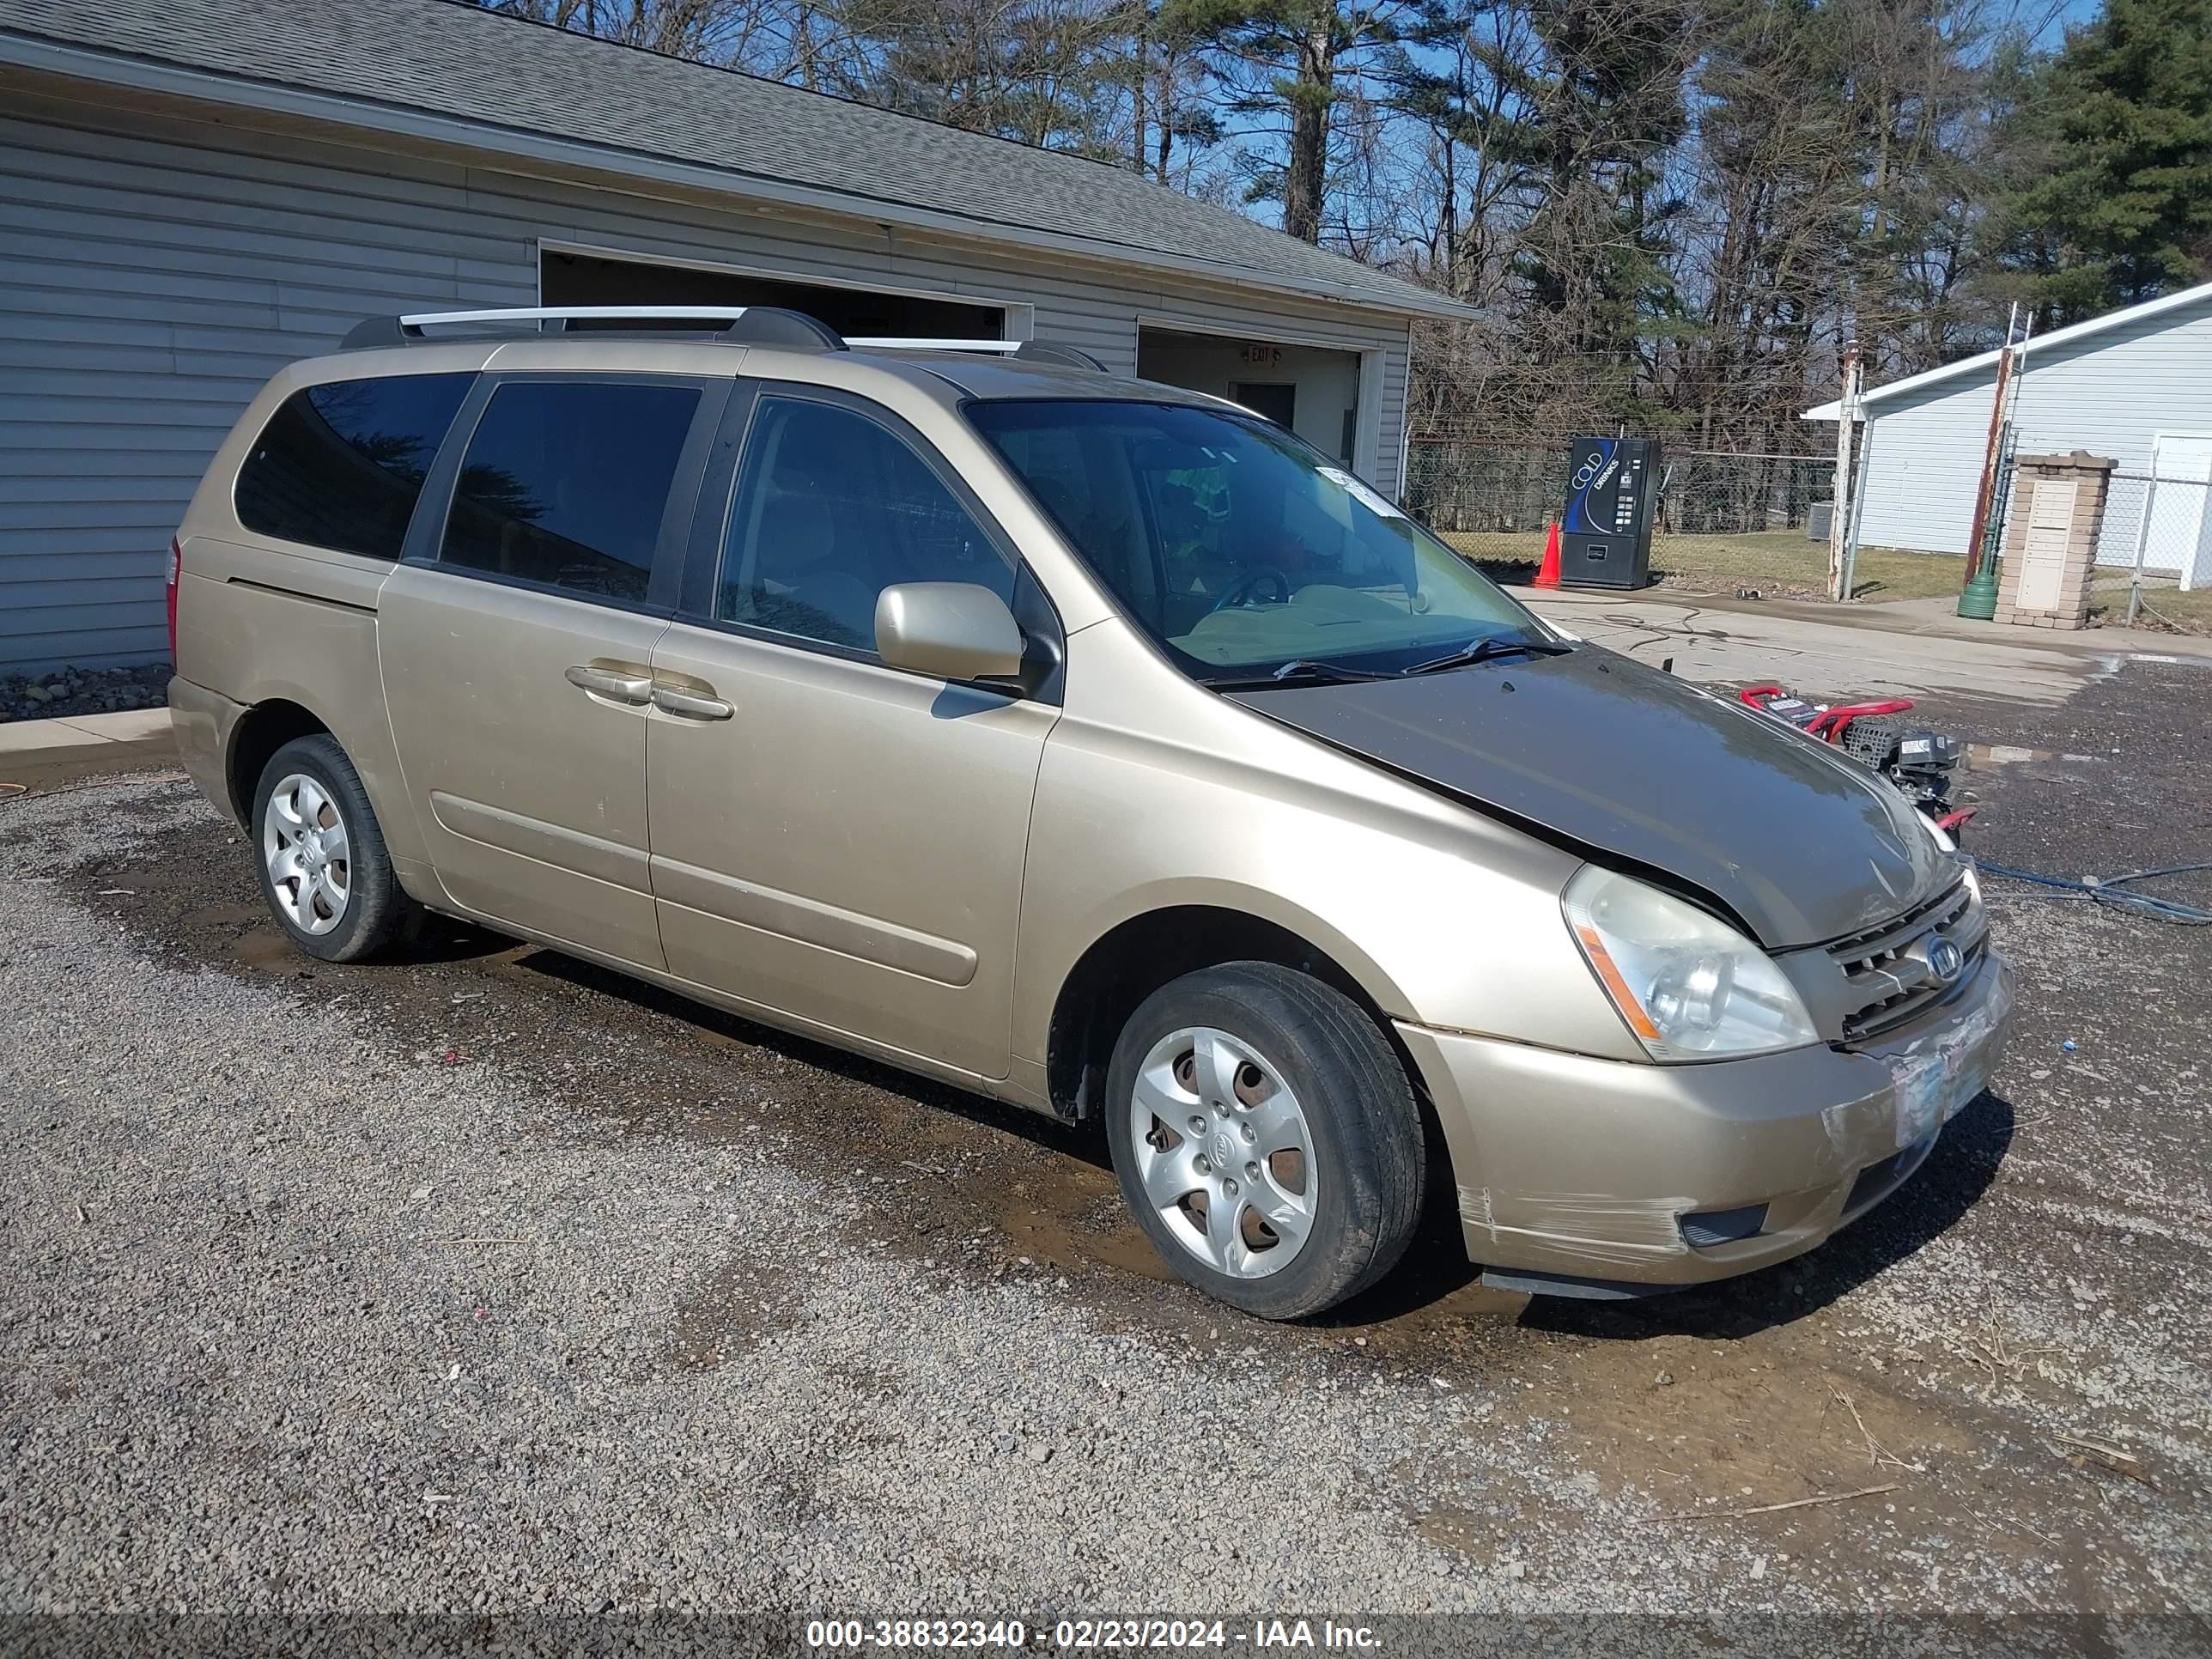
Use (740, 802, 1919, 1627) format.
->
(261, 772, 351, 937)
(1206, 1127, 1236, 1172)
(1129, 1025, 1317, 1280)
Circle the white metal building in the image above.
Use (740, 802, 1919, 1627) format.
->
(1804, 281, 2212, 585)
(0, 0, 1467, 673)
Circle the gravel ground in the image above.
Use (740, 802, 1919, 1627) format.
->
(0, 661, 172, 724)
(1, 655, 2209, 1642)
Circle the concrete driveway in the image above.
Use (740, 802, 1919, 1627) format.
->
(1526, 586, 2212, 706)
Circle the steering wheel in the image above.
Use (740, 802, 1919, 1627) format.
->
(1206, 568, 1293, 616)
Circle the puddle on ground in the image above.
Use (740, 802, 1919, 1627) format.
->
(1966, 743, 2107, 767)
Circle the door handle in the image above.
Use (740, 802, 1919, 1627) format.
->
(565, 665, 653, 703)
(650, 684, 734, 720)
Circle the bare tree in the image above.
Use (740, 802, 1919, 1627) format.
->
(477, 0, 2088, 449)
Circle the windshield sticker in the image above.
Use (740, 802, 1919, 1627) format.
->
(1317, 466, 1407, 520)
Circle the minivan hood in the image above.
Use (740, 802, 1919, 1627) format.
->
(1229, 648, 1947, 948)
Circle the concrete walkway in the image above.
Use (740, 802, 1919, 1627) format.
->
(0, 707, 178, 791)
(1520, 585, 2211, 703)
(0, 706, 173, 757)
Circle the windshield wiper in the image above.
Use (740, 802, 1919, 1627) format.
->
(1400, 634, 1574, 677)
(1202, 658, 1394, 690)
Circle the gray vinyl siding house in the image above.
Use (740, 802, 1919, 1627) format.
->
(1805, 282, 2212, 576)
(0, 0, 1465, 674)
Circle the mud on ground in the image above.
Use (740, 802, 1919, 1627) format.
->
(1, 656, 2208, 1625)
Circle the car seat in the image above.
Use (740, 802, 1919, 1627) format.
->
(748, 492, 878, 648)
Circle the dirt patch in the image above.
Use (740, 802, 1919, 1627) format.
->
(667, 1254, 809, 1371)
(15, 653, 2212, 1608)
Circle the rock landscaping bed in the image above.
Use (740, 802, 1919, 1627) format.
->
(0, 662, 171, 724)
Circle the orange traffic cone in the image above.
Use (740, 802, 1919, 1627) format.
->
(1534, 520, 1562, 589)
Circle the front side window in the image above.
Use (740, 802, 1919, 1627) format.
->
(965, 400, 1542, 679)
(234, 373, 473, 558)
(439, 381, 701, 603)
(717, 396, 1013, 653)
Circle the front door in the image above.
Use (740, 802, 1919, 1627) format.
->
(380, 373, 724, 967)
(645, 386, 1057, 1078)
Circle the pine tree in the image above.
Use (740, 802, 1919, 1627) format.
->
(1164, 0, 1426, 243)
(2004, 0, 2212, 320)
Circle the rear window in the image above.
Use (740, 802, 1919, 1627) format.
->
(234, 373, 473, 558)
(438, 380, 702, 605)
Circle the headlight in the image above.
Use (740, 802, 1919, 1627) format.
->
(1562, 866, 1819, 1061)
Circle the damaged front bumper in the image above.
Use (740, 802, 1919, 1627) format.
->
(1395, 951, 2012, 1296)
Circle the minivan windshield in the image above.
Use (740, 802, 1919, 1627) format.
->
(965, 399, 1553, 682)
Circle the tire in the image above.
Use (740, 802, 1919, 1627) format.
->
(1103, 962, 1425, 1320)
(250, 732, 416, 963)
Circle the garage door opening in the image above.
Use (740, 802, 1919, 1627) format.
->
(1137, 326, 1364, 468)
(542, 248, 1009, 340)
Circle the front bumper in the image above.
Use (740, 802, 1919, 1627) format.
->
(1395, 951, 2012, 1291)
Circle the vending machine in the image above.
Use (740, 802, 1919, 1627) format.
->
(1560, 436, 1660, 589)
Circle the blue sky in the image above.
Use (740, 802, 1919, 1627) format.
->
(2038, 0, 2106, 46)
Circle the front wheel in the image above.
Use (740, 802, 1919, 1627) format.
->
(1104, 962, 1425, 1320)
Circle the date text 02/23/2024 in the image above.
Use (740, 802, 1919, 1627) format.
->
(805, 1619, 1382, 1650)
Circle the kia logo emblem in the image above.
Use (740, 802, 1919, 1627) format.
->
(1925, 938, 1965, 986)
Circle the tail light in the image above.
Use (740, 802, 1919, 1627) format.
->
(165, 538, 182, 659)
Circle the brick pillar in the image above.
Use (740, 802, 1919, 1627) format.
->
(1992, 452, 2114, 630)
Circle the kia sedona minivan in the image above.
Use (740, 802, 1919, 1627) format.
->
(167, 306, 2010, 1319)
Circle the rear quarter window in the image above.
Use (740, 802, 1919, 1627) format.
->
(234, 373, 474, 558)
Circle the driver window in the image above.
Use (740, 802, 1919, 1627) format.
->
(718, 396, 1014, 653)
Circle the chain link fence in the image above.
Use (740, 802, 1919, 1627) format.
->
(1404, 440, 2212, 629)
(1403, 441, 1861, 599)
(2091, 471, 2212, 634)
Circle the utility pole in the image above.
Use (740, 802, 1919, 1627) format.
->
(1827, 343, 1863, 602)
(1959, 304, 2021, 620)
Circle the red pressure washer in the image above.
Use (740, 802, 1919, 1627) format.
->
(1737, 686, 1976, 838)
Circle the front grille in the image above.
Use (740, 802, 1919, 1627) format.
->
(1829, 878, 1984, 1041)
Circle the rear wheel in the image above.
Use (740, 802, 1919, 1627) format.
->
(252, 733, 414, 963)
(1104, 962, 1424, 1320)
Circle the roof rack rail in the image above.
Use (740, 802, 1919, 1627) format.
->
(340, 306, 847, 351)
(844, 337, 1108, 371)
(342, 307, 1108, 369)
(1013, 342, 1108, 371)
(843, 337, 1022, 353)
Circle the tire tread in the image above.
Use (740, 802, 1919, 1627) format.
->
(1105, 960, 1425, 1319)
(252, 733, 414, 963)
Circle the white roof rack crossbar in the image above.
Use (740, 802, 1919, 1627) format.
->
(399, 306, 754, 328)
(842, 337, 1024, 353)
(848, 338, 1109, 372)
(342, 309, 1108, 369)
(343, 305, 846, 351)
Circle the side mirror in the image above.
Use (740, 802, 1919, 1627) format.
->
(874, 582, 1026, 684)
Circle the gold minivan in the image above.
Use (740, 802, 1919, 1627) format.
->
(167, 307, 2010, 1319)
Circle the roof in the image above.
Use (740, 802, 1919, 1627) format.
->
(893, 352, 1208, 404)
(0, 0, 1468, 322)
(1802, 279, 2212, 420)
(296, 327, 1227, 410)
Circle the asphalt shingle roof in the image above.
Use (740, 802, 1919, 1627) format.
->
(1, 0, 1461, 319)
